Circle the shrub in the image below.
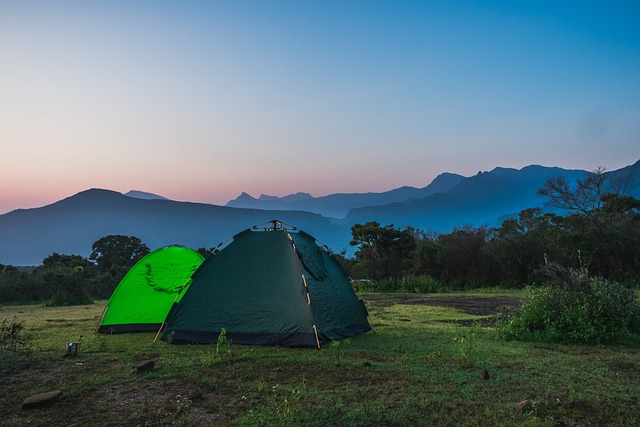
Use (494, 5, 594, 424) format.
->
(45, 291, 93, 307)
(1, 319, 29, 353)
(43, 266, 93, 307)
(504, 263, 640, 345)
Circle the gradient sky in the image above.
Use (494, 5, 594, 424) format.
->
(1, 0, 639, 214)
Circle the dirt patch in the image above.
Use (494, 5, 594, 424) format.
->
(607, 357, 639, 377)
(79, 378, 234, 426)
(364, 293, 521, 316)
(2, 372, 237, 426)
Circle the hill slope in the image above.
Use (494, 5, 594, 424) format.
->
(0, 189, 346, 266)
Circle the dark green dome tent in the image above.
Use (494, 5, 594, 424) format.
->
(160, 221, 371, 347)
(97, 246, 205, 333)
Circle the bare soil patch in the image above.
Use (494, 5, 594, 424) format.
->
(363, 293, 521, 316)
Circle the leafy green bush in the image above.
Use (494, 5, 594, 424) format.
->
(504, 263, 640, 345)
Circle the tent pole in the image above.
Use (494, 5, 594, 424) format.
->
(312, 325, 321, 349)
(290, 233, 322, 349)
(302, 273, 318, 347)
(153, 322, 166, 344)
(95, 303, 109, 333)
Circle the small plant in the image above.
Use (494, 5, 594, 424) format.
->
(0, 318, 28, 353)
(215, 328, 232, 360)
(276, 376, 308, 421)
(330, 338, 351, 363)
(298, 375, 308, 393)
(257, 374, 268, 393)
(276, 397, 293, 419)
(199, 345, 215, 367)
(453, 321, 482, 367)
(199, 328, 233, 366)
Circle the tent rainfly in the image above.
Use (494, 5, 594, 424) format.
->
(159, 221, 371, 347)
(97, 246, 204, 333)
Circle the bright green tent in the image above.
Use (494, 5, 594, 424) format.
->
(160, 221, 371, 347)
(97, 246, 204, 333)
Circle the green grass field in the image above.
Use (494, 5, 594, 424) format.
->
(1, 293, 638, 426)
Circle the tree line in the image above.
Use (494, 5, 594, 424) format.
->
(0, 233, 214, 306)
(342, 169, 640, 290)
(0, 235, 174, 305)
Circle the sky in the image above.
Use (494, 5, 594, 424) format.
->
(1, 0, 639, 214)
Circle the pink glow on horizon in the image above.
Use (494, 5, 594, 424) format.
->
(1, 2, 639, 215)
(3, 156, 639, 216)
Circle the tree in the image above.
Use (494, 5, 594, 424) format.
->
(0, 264, 35, 303)
(350, 222, 416, 280)
(90, 235, 150, 272)
(538, 169, 640, 281)
(537, 167, 630, 220)
(491, 209, 567, 285)
(436, 225, 494, 287)
(413, 231, 442, 278)
(601, 193, 640, 214)
(197, 247, 213, 258)
(42, 263, 93, 306)
(578, 193, 640, 281)
(42, 253, 93, 269)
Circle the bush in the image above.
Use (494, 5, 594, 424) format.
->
(42, 266, 94, 307)
(504, 263, 640, 345)
(1, 319, 29, 353)
(45, 291, 93, 307)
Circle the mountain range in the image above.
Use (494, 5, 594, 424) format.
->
(1, 160, 638, 266)
(226, 172, 466, 218)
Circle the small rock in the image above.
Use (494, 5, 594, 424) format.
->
(480, 368, 490, 380)
(22, 390, 63, 410)
(362, 361, 372, 367)
(136, 360, 155, 373)
(517, 399, 532, 411)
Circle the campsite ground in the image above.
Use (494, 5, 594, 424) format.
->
(1, 292, 638, 426)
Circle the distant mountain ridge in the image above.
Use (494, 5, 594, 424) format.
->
(226, 172, 465, 218)
(124, 190, 170, 201)
(258, 192, 313, 202)
(344, 161, 640, 231)
(1, 161, 638, 266)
